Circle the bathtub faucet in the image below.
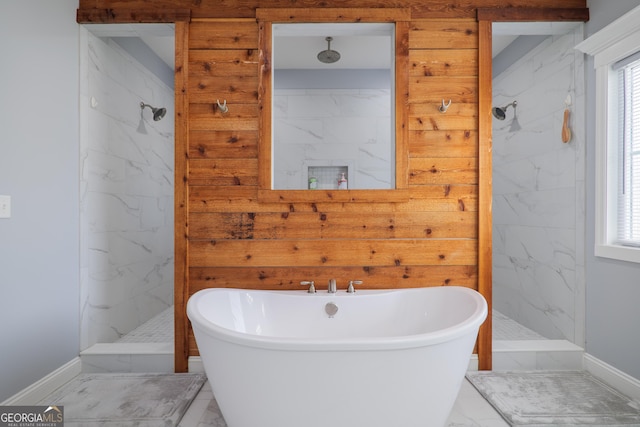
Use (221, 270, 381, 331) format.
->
(328, 278, 337, 293)
(300, 281, 316, 293)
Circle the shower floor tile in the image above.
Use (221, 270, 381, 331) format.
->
(492, 309, 546, 341)
(117, 306, 174, 343)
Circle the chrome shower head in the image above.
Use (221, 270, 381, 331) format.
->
(317, 37, 341, 64)
(492, 101, 517, 120)
(140, 102, 167, 121)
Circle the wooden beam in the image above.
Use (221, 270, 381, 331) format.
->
(477, 19, 493, 371)
(174, 20, 190, 374)
(78, 1, 587, 20)
(477, 7, 589, 22)
(77, 8, 190, 23)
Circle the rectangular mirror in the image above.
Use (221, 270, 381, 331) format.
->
(272, 23, 395, 190)
(257, 9, 409, 202)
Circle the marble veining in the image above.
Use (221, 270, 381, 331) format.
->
(273, 88, 392, 189)
(492, 27, 585, 344)
(79, 27, 174, 350)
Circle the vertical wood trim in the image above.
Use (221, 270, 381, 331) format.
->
(395, 21, 410, 189)
(258, 20, 272, 190)
(174, 20, 190, 373)
(477, 19, 493, 371)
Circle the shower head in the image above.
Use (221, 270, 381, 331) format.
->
(140, 102, 167, 121)
(492, 101, 517, 120)
(317, 37, 341, 64)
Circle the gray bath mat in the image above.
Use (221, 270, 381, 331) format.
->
(196, 397, 228, 427)
(466, 371, 640, 426)
(39, 373, 206, 426)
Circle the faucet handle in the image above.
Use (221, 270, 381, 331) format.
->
(300, 280, 316, 293)
(347, 280, 363, 293)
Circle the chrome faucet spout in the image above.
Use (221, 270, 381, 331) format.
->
(328, 278, 337, 293)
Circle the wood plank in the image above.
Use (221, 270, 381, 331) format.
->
(189, 20, 258, 49)
(409, 158, 478, 185)
(189, 265, 478, 290)
(189, 130, 258, 159)
(257, 189, 411, 204)
(78, 1, 587, 21)
(188, 211, 478, 239)
(409, 76, 478, 104)
(409, 130, 478, 158)
(188, 158, 258, 186)
(77, 8, 190, 23)
(189, 239, 477, 267)
(174, 20, 189, 374)
(410, 20, 478, 50)
(256, 8, 411, 22)
(410, 49, 478, 77)
(477, 7, 589, 22)
(189, 50, 259, 78)
(187, 74, 259, 104)
(187, 185, 478, 212)
(408, 103, 477, 131)
(189, 103, 259, 131)
(477, 19, 493, 371)
(258, 20, 272, 191)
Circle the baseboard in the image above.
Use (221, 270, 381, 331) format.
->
(468, 354, 479, 371)
(188, 356, 205, 373)
(584, 353, 640, 402)
(1, 357, 81, 405)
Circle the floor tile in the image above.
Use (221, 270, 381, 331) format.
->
(178, 379, 508, 427)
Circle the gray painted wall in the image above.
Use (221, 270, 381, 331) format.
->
(584, 0, 640, 380)
(0, 0, 80, 402)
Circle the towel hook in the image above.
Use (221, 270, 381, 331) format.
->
(439, 99, 452, 113)
(217, 99, 229, 114)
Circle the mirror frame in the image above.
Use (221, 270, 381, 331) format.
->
(257, 8, 410, 203)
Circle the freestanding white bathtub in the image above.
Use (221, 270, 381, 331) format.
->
(187, 286, 487, 427)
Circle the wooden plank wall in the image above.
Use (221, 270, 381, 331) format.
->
(183, 17, 480, 366)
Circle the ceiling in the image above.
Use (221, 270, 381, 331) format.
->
(85, 23, 175, 69)
(492, 21, 581, 57)
(84, 21, 582, 71)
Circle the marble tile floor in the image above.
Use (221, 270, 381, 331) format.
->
(177, 379, 509, 427)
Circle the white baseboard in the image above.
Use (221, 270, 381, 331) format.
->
(467, 354, 479, 371)
(584, 353, 640, 402)
(1, 357, 81, 406)
(188, 356, 205, 373)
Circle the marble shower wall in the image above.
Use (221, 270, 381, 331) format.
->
(492, 26, 586, 345)
(79, 28, 174, 349)
(273, 88, 393, 189)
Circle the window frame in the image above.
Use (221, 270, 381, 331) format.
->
(576, 5, 640, 263)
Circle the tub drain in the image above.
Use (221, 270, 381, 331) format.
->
(325, 302, 338, 318)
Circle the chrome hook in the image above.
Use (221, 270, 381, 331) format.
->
(439, 99, 452, 113)
(217, 99, 229, 113)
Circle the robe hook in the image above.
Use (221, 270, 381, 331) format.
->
(217, 99, 229, 113)
(439, 99, 452, 113)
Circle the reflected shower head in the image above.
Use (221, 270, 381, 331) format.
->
(140, 102, 167, 121)
(492, 101, 517, 120)
(317, 37, 341, 64)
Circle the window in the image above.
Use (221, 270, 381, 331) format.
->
(616, 54, 640, 246)
(576, 5, 640, 262)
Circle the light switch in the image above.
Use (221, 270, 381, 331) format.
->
(0, 195, 11, 218)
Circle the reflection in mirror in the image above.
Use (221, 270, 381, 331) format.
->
(272, 23, 395, 190)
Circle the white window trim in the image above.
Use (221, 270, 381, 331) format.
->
(576, 6, 640, 263)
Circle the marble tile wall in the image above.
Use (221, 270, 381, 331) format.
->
(492, 27, 586, 345)
(79, 28, 174, 350)
(273, 89, 393, 189)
